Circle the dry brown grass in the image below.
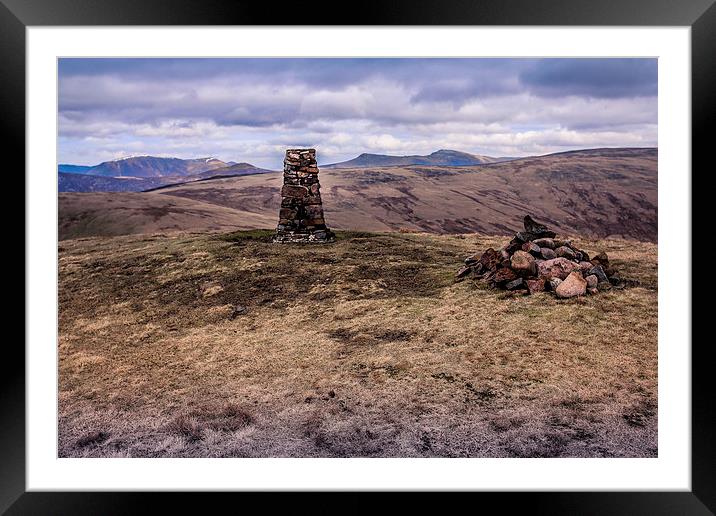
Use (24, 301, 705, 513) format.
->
(58, 230, 657, 457)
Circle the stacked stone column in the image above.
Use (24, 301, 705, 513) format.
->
(273, 149, 335, 243)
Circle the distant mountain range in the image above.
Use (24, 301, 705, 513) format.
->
(58, 164, 93, 174)
(322, 149, 513, 169)
(58, 148, 647, 195)
(58, 149, 514, 193)
(73, 156, 233, 178)
(58, 156, 274, 192)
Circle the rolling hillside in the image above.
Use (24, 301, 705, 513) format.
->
(323, 149, 511, 168)
(59, 172, 166, 193)
(59, 147, 657, 242)
(143, 162, 276, 191)
(58, 192, 275, 240)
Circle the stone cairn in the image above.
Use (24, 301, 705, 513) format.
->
(456, 215, 631, 298)
(273, 149, 335, 243)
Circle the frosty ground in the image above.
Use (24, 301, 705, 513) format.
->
(58, 230, 657, 457)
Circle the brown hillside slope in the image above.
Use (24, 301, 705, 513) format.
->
(58, 192, 275, 240)
(159, 148, 657, 241)
(59, 148, 657, 241)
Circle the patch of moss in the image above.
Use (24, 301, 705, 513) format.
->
(217, 229, 275, 243)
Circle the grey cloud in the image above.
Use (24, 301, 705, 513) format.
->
(57, 58, 658, 167)
(520, 58, 657, 98)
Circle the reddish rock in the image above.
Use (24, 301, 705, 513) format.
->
(455, 266, 472, 281)
(604, 266, 620, 279)
(540, 247, 557, 260)
(537, 257, 579, 280)
(464, 253, 480, 265)
(305, 205, 324, 218)
(513, 231, 536, 243)
(555, 271, 587, 298)
(493, 268, 517, 284)
(504, 240, 524, 254)
(455, 216, 628, 295)
(521, 242, 541, 255)
(526, 278, 546, 293)
(279, 208, 297, 220)
(510, 250, 536, 275)
(523, 215, 556, 238)
(533, 237, 555, 249)
(585, 274, 598, 289)
(281, 185, 308, 198)
(505, 278, 525, 290)
(479, 248, 501, 271)
(578, 261, 593, 273)
(555, 246, 577, 260)
(587, 287, 599, 295)
(591, 251, 609, 267)
(304, 193, 323, 205)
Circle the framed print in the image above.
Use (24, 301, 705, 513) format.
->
(5, 0, 713, 512)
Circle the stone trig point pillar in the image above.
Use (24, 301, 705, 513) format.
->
(273, 149, 336, 243)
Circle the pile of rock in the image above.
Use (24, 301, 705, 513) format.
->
(273, 149, 335, 243)
(456, 215, 627, 298)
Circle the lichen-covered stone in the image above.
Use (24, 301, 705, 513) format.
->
(537, 257, 579, 280)
(493, 267, 518, 284)
(540, 247, 557, 260)
(510, 250, 536, 275)
(555, 246, 577, 260)
(532, 237, 555, 249)
(585, 274, 598, 289)
(505, 278, 525, 290)
(526, 278, 546, 293)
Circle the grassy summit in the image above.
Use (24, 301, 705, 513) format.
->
(59, 230, 657, 457)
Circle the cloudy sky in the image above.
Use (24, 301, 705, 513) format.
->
(58, 58, 657, 169)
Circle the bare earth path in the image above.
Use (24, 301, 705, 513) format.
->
(58, 230, 657, 457)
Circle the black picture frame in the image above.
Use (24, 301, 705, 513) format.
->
(5, 0, 712, 512)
